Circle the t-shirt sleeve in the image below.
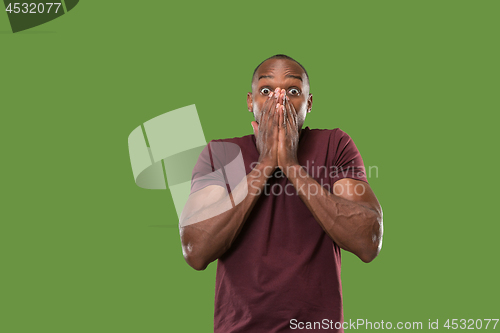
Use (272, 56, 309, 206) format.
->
(329, 128, 368, 186)
(189, 140, 228, 195)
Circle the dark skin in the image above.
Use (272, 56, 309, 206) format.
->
(248, 58, 312, 170)
(179, 58, 383, 270)
(179, 93, 279, 270)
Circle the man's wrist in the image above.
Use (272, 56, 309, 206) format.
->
(282, 163, 304, 180)
(254, 159, 277, 178)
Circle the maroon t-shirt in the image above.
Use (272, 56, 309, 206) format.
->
(189, 126, 368, 333)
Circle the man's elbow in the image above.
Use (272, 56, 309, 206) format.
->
(180, 227, 209, 270)
(359, 245, 381, 263)
(360, 212, 383, 263)
(184, 253, 209, 271)
(182, 243, 210, 271)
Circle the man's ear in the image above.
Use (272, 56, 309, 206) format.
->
(307, 93, 313, 113)
(247, 92, 253, 112)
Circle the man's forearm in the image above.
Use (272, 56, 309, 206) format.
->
(180, 162, 274, 270)
(284, 164, 383, 263)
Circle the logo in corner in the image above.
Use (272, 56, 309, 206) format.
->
(3, 0, 79, 33)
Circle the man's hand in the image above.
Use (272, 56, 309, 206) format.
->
(251, 88, 279, 169)
(277, 91, 300, 174)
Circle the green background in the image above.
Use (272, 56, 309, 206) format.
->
(1, 1, 498, 332)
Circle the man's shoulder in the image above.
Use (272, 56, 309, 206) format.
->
(212, 133, 253, 141)
(305, 127, 352, 142)
(308, 127, 346, 134)
(209, 132, 254, 147)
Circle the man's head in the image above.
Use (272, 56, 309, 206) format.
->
(247, 54, 313, 132)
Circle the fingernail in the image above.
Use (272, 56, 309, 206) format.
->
(276, 103, 280, 109)
(269, 92, 273, 97)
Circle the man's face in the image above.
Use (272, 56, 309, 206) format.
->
(247, 58, 312, 132)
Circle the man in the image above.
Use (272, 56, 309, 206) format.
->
(179, 54, 383, 332)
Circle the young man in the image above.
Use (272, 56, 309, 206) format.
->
(179, 54, 383, 332)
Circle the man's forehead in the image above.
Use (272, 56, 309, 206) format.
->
(255, 58, 306, 79)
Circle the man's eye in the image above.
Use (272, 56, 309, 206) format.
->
(260, 88, 271, 95)
(288, 88, 300, 96)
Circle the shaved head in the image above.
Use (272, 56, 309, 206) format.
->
(252, 54, 310, 89)
(247, 55, 313, 133)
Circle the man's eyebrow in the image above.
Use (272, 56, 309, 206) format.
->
(286, 74, 302, 81)
(258, 74, 303, 81)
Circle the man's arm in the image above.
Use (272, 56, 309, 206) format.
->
(278, 95, 383, 263)
(180, 161, 274, 270)
(284, 169, 383, 263)
(180, 91, 282, 270)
